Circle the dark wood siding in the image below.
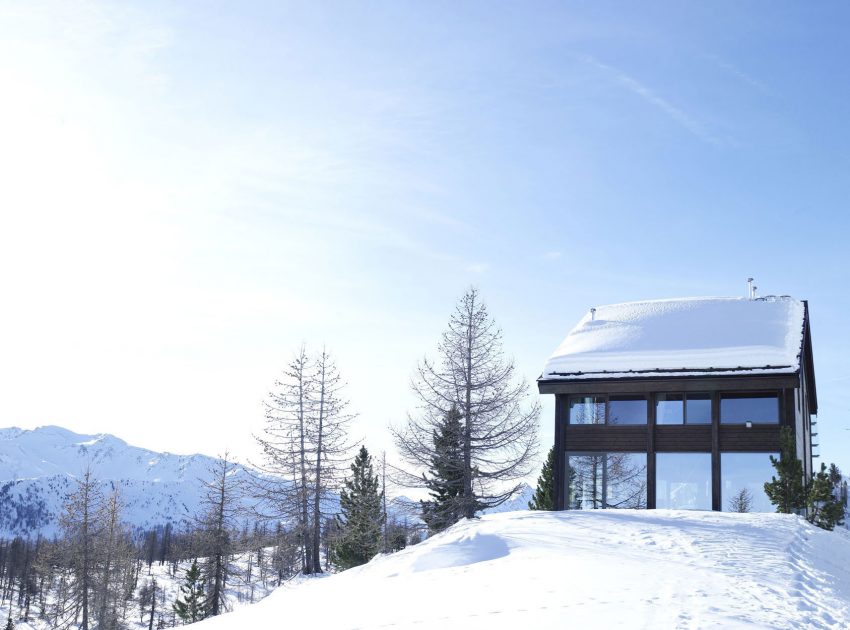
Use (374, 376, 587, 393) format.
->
(718, 426, 781, 451)
(655, 425, 712, 451)
(564, 425, 647, 451)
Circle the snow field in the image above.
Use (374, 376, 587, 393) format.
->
(196, 510, 850, 629)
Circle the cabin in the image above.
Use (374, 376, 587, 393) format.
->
(537, 295, 817, 512)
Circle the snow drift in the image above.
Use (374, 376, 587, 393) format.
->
(196, 509, 850, 629)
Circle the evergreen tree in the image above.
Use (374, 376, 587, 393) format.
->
(528, 446, 556, 511)
(333, 446, 384, 570)
(420, 406, 467, 533)
(807, 463, 845, 531)
(172, 561, 206, 624)
(828, 463, 842, 489)
(764, 427, 806, 514)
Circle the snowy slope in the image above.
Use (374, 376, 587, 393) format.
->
(0, 425, 258, 537)
(542, 296, 805, 379)
(195, 510, 850, 630)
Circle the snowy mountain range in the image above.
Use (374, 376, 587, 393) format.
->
(0, 425, 535, 539)
(0, 425, 257, 537)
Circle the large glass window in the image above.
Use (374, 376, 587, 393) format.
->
(656, 393, 711, 424)
(720, 393, 779, 424)
(566, 453, 647, 509)
(686, 394, 712, 424)
(568, 397, 605, 424)
(721, 453, 778, 513)
(656, 453, 712, 510)
(608, 396, 647, 425)
(656, 394, 684, 424)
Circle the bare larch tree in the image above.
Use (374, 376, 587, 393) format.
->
(253, 345, 353, 574)
(392, 287, 540, 519)
(198, 451, 240, 617)
(58, 466, 103, 630)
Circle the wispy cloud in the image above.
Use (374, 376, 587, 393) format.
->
(581, 55, 722, 146)
(703, 54, 768, 93)
(543, 251, 562, 260)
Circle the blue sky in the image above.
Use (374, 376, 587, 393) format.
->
(0, 1, 847, 475)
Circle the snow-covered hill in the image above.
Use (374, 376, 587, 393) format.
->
(0, 425, 257, 537)
(194, 510, 850, 629)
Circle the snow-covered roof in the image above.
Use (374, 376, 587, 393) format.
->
(541, 296, 807, 380)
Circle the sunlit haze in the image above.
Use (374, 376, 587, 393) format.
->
(1, 2, 848, 478)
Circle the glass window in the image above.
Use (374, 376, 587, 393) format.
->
(608, 396, 647, 425)
(721, 453, 778, 513)
(656, 453, 712, 510)
(720, 394, 779, 424)
(686, 394, 712, 424)
(568, 396, 605, 424)
(566, 452, 647, 509)
(656, 394, 684, 425)
(656, 393, 711, 425)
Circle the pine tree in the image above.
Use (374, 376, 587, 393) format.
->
(807, 463, 845, 531)
(172, 561, 206, 624)
(529, 446, 556, 511)
(764, 427, 806, 514)
(333, 446, 384, 570)
(420, 406, 466, 533)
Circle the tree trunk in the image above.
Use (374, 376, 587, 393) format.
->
(463, 296, 475, 519)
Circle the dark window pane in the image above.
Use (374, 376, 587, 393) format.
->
(656, 453, 712, 510)
(686, 394, 712, 424)
(720, 394, 779, 424)
(569, 397, 605, 424)
(721, 452, 778, 513)
(608, 396, 647, 425)
(566, 453, 647, 510)
(656, 394, 684, 425)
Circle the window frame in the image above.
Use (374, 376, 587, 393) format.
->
(719, 391, 781, 426)
(567, 394, 649, 426)
(654, 392, 713, 425)
(565, 451, 648, 510)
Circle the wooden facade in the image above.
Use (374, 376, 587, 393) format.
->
(538, 301, 817, 512)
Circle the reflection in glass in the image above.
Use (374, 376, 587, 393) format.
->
(656, 393, 712, 424)
(721, 452, 778, 513)
(686, 394, 712, 424)
(656, 453, 712, 510)
(608, 396, 647, 425)
(656, 394, 684, 424)
(569, 397, 605, 424)
(720, 394, 779, 424)
(566, 453, 647, 509)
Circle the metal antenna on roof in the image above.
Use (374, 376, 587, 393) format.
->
(753, 286, 758, 299)
(747, 278, 754, 300)
(590, 307, 596, 321)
